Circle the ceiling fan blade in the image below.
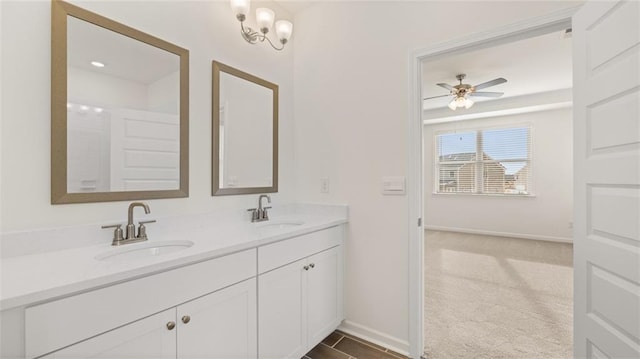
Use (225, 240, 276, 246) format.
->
(436, 83, 454, 91)
(423, 94, 452, 100)
(469, 91, 504, 98)
(473, 78, 507, 90)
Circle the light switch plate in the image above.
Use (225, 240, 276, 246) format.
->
(382, 176, 406, 195)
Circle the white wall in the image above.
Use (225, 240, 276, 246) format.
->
(0, 0, 294, 232)
(148, 71, 180, 114)
(424, 107, 573, 242)
(68, 66, 148, 110)
(292, 0, 580, 352)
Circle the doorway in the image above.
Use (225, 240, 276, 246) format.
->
(406, 7, 578, 358)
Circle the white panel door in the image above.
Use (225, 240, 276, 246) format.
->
(177, 278, 257, 359)
(258, 259, 307, 359)
(307, 246, 341, 347)
(573, 1, 640, 358)
(110, 108, 180, 191)
(43, 308, 176, 359)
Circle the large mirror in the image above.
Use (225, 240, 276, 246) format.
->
(212, 61, 278, 196)
(51, 0, 189, 204)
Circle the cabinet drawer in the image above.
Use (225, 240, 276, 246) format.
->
(258, 226, 342, 274)
(25, 249, 256, 359)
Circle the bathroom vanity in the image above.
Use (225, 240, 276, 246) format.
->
(0, 205, 347, 359)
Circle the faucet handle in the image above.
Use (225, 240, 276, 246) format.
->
(247, 208, 259, 222)
(101, 224, 124, 244)
(137, 220, 156, 240)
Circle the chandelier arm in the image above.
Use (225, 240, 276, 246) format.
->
(240, 22, 259, 44)
(239, 21, 284, 50)
(262, 34, 284, 51)
(237, 17, 286, 50)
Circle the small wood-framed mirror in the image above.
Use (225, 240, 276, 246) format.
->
(51, 0, 189, 204)
(212, 61, 278, 196)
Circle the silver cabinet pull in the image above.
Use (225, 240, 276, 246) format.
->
(182, 315, 191, 324)
(309, 263, 315, 268)
(166, 321, 176, 330)
(303, 265, 310, 271)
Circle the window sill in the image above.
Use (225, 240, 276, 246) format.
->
(432, 192, 536, 198)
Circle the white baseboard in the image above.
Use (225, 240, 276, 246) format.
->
(424, 225, 573, 243)
(338, 320, 410, 356)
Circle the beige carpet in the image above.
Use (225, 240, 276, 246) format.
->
(424, 231, 573, 359)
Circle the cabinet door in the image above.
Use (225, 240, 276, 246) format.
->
(307, 246, 341, 346)
(258, 259, 307, 359)
(177, 278, 257, 359)
(43, 308, 176, 359)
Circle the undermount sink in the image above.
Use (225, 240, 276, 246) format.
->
(95, 240, 194, 261)
(255, 220, 305, 232)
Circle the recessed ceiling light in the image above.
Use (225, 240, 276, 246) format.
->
(91, 61, 105, 68)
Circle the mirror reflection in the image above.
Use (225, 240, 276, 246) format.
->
(51, 0, 189, 203)
(212, 61, 278, 196)
(67, 16, 181, 193)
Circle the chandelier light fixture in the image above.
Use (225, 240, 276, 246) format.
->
(230, 0, 293, 51)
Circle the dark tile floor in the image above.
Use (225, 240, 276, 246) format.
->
(303, 330, 409, 359)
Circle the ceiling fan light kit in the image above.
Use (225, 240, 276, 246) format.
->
(425, 73, 507, 111)
(448, 96, 474, 110)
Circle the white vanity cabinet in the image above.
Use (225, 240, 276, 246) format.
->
(26, 249, 257, 359)
(177, 278, 257, 358)
(7, 222, 346, 359)
(40, 308, 177, 359)
(258, 226, 343, 359)
(39, 279, 257, 359)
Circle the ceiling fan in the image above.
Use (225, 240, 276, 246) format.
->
(424, 74, 507, 110)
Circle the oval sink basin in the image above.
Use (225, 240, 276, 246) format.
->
(95, 240, 194, 261)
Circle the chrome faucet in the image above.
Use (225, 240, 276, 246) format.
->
(102, 202, 156, 246)
(127, 202, 149, 240)
(247, 195, 271, 222)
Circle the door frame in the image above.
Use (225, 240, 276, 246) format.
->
(406, 6, 580, 358)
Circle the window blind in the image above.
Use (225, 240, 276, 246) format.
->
(436, 126, 531, 195)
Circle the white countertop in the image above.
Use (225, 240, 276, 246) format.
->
(0, 204, 348, 311)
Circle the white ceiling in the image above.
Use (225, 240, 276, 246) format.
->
(274, 0, 318, 15)
(422, 29, 573, 110)
(68, 16, 180, 85)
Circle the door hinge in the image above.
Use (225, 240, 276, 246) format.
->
(418, 218, 422, 227)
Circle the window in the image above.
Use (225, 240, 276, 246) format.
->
(435, 126, 531, 195)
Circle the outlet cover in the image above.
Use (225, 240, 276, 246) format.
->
(320, 177, 330, 193)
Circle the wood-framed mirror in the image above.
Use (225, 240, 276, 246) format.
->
(51, 0, 189, 204)
(212, 61, 278, 196)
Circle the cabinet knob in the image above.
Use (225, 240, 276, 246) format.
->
(303, 265, 310, 271)
(166, 321, 176, 330)
(182, 315, 191, 324)
(309, 263, 315, 268)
